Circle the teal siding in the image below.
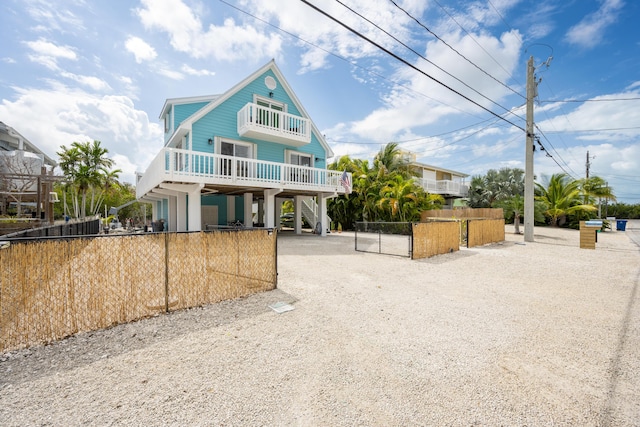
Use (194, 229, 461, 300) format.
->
(174, 102, 209, 127)
(202, 194, 228, 225)
(234, 197, 244, 223)
(189, 69, 329, 163)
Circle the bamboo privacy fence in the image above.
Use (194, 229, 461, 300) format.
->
(0, 229, 277, 352)
(411, 221, 460, 259)
(466, 219, 505, 248)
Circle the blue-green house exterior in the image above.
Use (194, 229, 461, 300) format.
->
(136, 60, 350, 235)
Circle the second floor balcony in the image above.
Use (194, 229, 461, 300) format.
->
(237, 102, 311, 147)
(415, 177, 469, 197)
(136, 148, 351, 199)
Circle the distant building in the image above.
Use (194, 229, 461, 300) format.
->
(401, 150, 469, 209)
(0, 122, 56, 215)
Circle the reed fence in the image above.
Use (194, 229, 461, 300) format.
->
(411, 221, 460, 259)
(0, 229, 277, 352)
(421, 208, 504, 221)
(467, 219, 505, 248)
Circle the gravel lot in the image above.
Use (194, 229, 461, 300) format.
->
(1, 222, 639, 426)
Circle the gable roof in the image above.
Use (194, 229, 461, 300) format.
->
(410, 160, 469, 178)
(159, 94, 220, 119)
(165, 60, 334, 158)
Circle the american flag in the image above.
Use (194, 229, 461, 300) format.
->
(340, 170, 351, 192)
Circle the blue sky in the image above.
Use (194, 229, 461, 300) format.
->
(1, 0, 639, 203)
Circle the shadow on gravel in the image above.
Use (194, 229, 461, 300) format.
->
(0, 288, 296, 388)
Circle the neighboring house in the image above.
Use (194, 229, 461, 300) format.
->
(401, 151, 469, 209)
(0, 122, 57, 216)
(136, 60, 351, 235)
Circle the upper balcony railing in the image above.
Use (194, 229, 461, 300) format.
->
(237, 103, 311, 146)
(415, 177, 469, 197)
(136, 148, 351, 199)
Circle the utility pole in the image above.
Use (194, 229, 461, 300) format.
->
(524, 56, 535, 242)
(586, 151, 591, 178)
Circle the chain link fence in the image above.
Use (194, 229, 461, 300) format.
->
(354, 222, 413, 257)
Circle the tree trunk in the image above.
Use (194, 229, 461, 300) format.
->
(514, 213, 521, 234)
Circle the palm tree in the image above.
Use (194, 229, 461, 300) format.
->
(535, 173, 596, 226)
(577, 176, 616, 217)
(377, 174, 419, 222)
(57, 140, 118, 219)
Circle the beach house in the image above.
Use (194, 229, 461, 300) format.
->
(135, 60, 351, 235)
(402, 150, 469, 208)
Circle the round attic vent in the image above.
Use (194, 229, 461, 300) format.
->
(265, 76, 277, 90)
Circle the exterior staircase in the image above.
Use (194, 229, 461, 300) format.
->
(301, 197, 331, 230)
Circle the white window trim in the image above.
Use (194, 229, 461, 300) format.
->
(285, 149, 314, 166)
(253, 95, 287, 113)
(214, 136, 257, 158)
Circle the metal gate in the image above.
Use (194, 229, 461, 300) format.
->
(354, 221, 412, 257)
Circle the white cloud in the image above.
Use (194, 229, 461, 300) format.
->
(2, 57, 17, 64)
(25, 1, 85, 33)
(342, 28, 523, 142)
(124, 36, 157, 63)
(25, 38, 77, 70)
(157, 68, 184, 80)
(181, 64, 215, 76)
(135, 0, 282, 62)
(0, 83, 163, 184)
(60, 72, 111, 91)
(25, 38, 77, 60)
(565, 0, 624, 49)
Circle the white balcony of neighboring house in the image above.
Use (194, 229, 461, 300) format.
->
(136, 148, 351, 199)
(237, 102, 311, 147)
(415, 177, 469, 197)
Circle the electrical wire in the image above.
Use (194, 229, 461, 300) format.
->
(431, 0, 515, 82)
(388, 0, 525, 99)
(334, 0, 525, 123)
(218, 0, 486, 119)
(299, 0, 525, 132)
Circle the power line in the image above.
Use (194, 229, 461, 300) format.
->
(539, 97, 640, 103)
(534, 125, 580, 179)
(388, 0, 525, 99)
(218, 0, 485, 119)
(334, 0, 523, 122)
(487, 0, 524, 45)
(431, 0, 515, 82)
(540, 126, 640, 133)
(299, 0, 525, 132)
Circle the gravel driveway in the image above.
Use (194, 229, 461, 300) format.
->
(1, 223, 639, 426)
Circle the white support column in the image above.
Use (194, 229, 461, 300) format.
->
(264, 189, 283, 229)
(294, 195, 303, 235)
(317, 192, 328, 236)
(187, 186, 202, 231)
(168, 196, 177, 232)
(244, 193, 253, 227)
(156, 183, 203, 232)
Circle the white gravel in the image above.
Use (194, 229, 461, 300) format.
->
(2, 222, 639, 426)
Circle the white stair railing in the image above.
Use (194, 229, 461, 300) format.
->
(301, 197, 331, 229)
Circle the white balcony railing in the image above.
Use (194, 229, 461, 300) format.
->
(237, 103, 311, 146)
(136, 148, 351, 199)
(415, 178, 469, 197)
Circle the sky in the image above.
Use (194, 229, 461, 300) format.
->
(1, 0, 639, 203)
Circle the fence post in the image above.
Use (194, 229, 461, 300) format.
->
(164, 232, 170, 313)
